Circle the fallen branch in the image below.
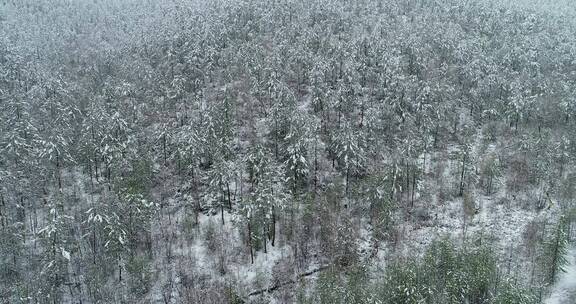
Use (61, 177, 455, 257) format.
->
(248, 265, 329, 297)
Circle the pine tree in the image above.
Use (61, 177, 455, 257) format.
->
(331, 120, 366, 198)
(206, 157, 237, 225)
(284, 111, 311, 193)
(540, 215, 569, 286)
(494, 279, 538, 304)
(241, 146, 287, 261)
(37, 200, 74, 304)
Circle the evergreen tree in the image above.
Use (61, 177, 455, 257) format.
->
(331, 120, 366, 197)
(540, 215, 570, 286)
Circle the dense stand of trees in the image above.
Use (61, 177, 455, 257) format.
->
(1, 0, 576, 303)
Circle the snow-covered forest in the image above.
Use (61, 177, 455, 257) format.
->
(1, 0, 576, 303)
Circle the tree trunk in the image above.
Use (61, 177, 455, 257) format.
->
(177, 153, 181, 175)
(88, 162, 93, 189)
(221, 204, 225, 226)
(293, 168, 298, 194)
(462, 215, 467, 244)
(459, 154, 467, 197)
(163, 133, 167, 165)
(391, 162, 397, 201)
(226, 182, 232, 210)
(405, 159, 410, 204)
(0, 193, 4, 228)
(274, 118, 279, 160)
(92, 229, 97, 264)
(433, 124, 439, 148)
(271, 206, 276, 247)
(411, 169, 417, 208)
(94, 154, 99, 181)
(107, 164, 111, 191)
(314, 139, 318, 192)
(359, 104, 364, 128)
(56, 153, 62, 190)
(263, 226, 267, 254)
(345, 167, 350, 198)
(248, 221, 254, 264)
